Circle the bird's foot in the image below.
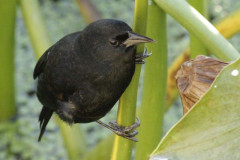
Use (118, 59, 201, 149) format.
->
(135, 48, 152, 64)
(109, 117, 140, 141)
(96, 117, 140, 142)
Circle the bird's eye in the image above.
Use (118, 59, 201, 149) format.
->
(109, 39, 119, 46)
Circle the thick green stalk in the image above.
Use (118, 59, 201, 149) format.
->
(154, 0, 239, 61)
(0, 0, 17, 121)
(135, 1, 167, 159)
(111, 0, 148, 160)
(20, 0, 87, 159)
(189, 0, 208, 58)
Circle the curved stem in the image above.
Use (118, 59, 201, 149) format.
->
(154, 0, 239, 61)
(166, 7, 240, 110)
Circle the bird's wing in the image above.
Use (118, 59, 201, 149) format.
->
(33, 48, 52, 79)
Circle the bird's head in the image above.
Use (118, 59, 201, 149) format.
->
(81, 19, 154, 62)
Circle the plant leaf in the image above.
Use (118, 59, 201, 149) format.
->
(150, 57, 240, 160)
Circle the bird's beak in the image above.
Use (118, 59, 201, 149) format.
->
(123, 31, 155, 47)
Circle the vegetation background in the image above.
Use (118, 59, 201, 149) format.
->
(0, 0, 240, 159)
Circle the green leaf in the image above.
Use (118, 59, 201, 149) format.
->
(150, 57, 240, 160)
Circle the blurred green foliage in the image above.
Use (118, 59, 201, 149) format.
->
(1, 0, 240, 159)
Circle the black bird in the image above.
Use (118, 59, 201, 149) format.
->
(34, 19, 154, 142)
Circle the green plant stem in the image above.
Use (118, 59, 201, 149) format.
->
(74, 0, 101, 23)
(111, 0, 148, 160)
(84, 135, 114, 160)
(20, 0, 87, 159)
(20, 0, 51, 58)
(135, 1, 167, 159)
(189, 0, 208, 59)
(56, 117, 87, 160)
(0, 0, 17, 121)
(154, 0, 239, 61)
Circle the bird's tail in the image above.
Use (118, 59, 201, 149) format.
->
(38, 106, 53, 142)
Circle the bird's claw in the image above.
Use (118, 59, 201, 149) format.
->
(135, 48, 152, 64)
(108, 117, 140, 142)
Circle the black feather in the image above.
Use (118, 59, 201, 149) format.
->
(38, 106, 53, 142)
(33, 48, 51, 79)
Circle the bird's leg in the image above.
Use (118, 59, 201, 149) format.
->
(135, 48, 152, 64)
(96, 117, 140, 142)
